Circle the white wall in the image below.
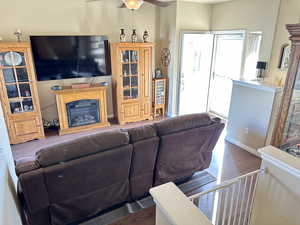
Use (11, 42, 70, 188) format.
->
(0, 0, 158, 121)
(211, 0, 281, 63)
(177, 2, 211, 31)
(0, 104, 22, 225)
(267, 0, 300, 86)
(158, 3, 178, 116)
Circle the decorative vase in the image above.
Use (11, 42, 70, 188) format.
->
(143, 30, 149, 43)
(131, 29, 138, 43)
(120, 29, 126, 43)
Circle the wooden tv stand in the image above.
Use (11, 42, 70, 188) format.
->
(52, 85, 110, 135)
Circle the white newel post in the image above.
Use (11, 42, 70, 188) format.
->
(0, 104, 22, 225)
(150, 182, 213, 225)
(250, 146, 300, 225)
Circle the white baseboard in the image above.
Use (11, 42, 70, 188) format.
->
(225, 136, 261, 158)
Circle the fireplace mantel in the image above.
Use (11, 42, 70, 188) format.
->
(53, 85, 110, 135)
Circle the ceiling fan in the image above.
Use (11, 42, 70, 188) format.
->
(86, 0, 173, 10)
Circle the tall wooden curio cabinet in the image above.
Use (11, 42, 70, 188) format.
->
(272, 24, 300, 147)
(111, 43, 153, 125)
(0, 42, 44, 144)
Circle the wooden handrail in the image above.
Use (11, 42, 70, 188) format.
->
(150, 182, 213, 225)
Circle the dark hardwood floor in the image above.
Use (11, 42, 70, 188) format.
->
(109, 131, 261, 225)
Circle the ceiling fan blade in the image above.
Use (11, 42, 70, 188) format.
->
(86, 0, 103, 2)
(144, 0, 173, 7)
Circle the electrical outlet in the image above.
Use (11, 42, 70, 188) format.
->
(244, 127, 249, 134)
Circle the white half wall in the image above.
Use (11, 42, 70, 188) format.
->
(0, 104, 22, 225)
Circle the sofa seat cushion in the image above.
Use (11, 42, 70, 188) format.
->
(36, 130, 129, 167)
(155, 113, 214, 136)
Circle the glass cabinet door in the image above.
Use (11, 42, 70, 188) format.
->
(0, 51, 34, 114)
(121, 50, 139, 100)
(282, 63, 300, 144)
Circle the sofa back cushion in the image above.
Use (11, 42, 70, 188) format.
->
(155, 113, 214, 136)
(45, 145, 132, 225)
(154, 114, 224, 186)
(126, 125, 159, 200)
(34, 130, 133, 225)
(36, 130, 129, 167)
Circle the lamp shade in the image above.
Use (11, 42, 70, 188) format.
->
(122, 0, 144, 10)
(256, 61, 267, 70)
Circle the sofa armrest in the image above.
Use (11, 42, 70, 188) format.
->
(16, 160, 40, 176)
(18, 169, 51, 225)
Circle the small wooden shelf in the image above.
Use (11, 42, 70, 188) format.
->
(152, 78, 167, 117)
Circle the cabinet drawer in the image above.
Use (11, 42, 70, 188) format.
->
(10, 116, 43, 144)
(121, 103, 140, 119)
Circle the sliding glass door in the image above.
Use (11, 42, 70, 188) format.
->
(208, 33, 245, 118)
(178, 31, 245, 118)
(178, 32, 214, 115)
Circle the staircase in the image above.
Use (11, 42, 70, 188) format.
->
(150, 146, 300, 225)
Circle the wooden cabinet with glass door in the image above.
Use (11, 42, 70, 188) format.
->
(272, 24, 300, 149)
(111, 43, 154, 125)
(0, 42, 44, 144)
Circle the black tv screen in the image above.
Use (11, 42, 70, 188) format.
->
(30, 36, 111, 81)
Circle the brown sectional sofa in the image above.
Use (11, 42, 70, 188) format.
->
(16, 113, 224, 225)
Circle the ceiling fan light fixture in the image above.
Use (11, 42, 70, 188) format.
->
(122, 0, 144, 10)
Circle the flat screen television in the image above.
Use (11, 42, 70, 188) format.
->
(30, 36, 111, 81)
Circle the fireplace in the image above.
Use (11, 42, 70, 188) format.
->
(67, 100, 100, 128)
(52, 85, 109, 135)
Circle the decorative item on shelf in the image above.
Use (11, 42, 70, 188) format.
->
(99, 81, 108, 86)
(51, 85, 62, 91)
(256, 61, 267, 80)
(161, 48, 171, 67)
(71, 83, 91, 89)
(155, 68, 163, 78)
(143, 30, 149, 43)
(14, 29, 22, 42)
(278, 44, 291, 71)
(25, 90, 31, 97)
(43, 119, 60, 130)
(131, 29, 138, 43)
(120, 29, 126, 42)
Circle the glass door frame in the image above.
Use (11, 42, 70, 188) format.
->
(176, 30, 214, 116)
(207, 30, 246, 119)
(177, 30, 246, 118)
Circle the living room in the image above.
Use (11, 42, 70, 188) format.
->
(1, 0, 300, 225)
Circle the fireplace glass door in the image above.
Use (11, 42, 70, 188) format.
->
(67, 99, 100, 128)
(121, 49, 139, 100)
